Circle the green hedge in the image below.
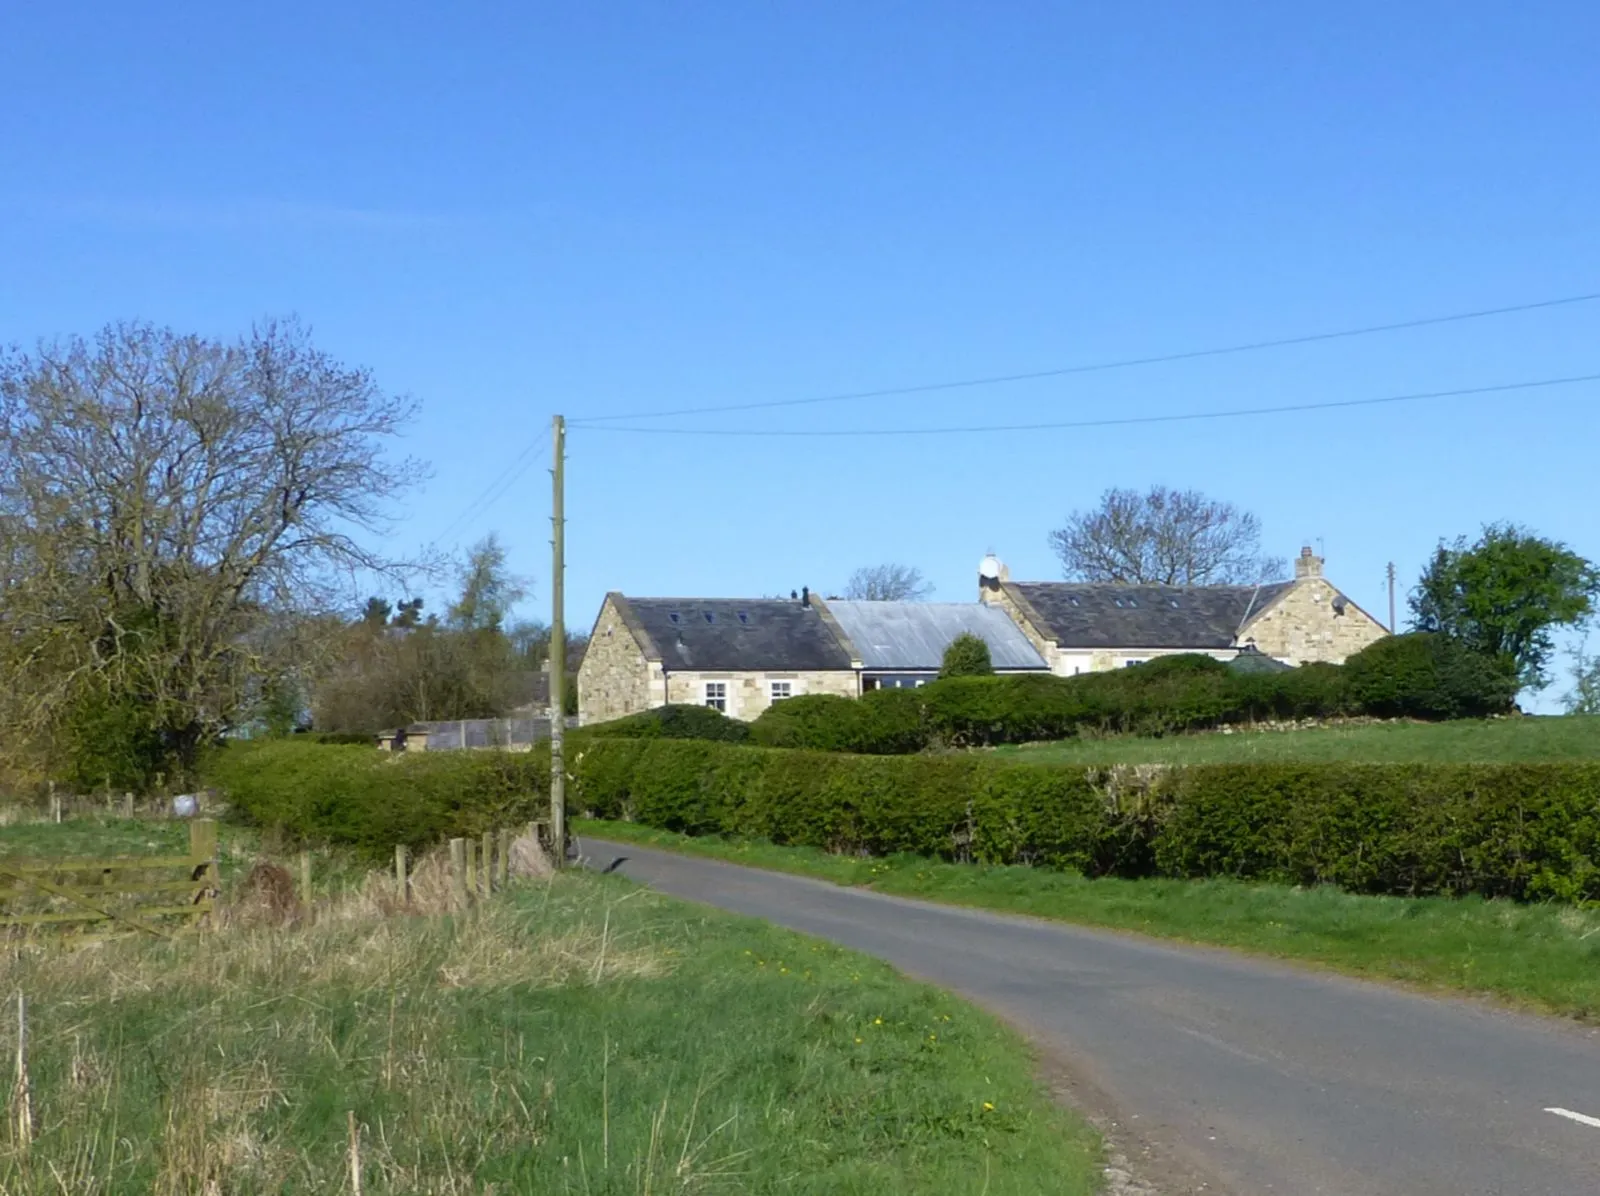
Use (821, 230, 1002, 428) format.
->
(744, 636, 1513, 753)
(573, 739, 1600, 902)
(203, 739, 553, 859)
(203, 737, 1600, 901)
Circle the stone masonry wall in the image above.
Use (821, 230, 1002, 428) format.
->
(1242, 577, 1388, 665)
(980, 584, 1061, 667)
(576, 596, 655, 725)
(665, 669, 859, 722)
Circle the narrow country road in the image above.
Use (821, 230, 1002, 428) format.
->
(582, 838, 1600, 1196)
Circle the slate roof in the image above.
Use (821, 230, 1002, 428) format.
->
(619, 597, 854, 671)
(824, 601, 1048, 671)
(1008, 581, 1295, 650)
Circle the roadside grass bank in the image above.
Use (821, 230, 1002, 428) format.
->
(998, 714, 1600, 767)
(0, 869, 1100, 1195)
(576, 820, 1600, 1020)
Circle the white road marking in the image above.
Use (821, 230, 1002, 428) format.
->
(1545, 1107, 1600, 1129)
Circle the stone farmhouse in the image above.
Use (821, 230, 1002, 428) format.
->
(577, 591, 1047, 724)
(577, 547, 1388, 724)
(978, 547, 1387, 675)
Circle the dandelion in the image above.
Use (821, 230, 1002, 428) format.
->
(983, 1102, 995, 1111)
(873, 1017, 882, 1025)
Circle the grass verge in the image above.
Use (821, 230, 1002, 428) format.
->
(576, 819, 1600, 1020)
(997, 714, 1600, 766)
(0, 869, 1099, 1194)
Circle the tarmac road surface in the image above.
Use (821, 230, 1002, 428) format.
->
(582, 838, 1600, 1195)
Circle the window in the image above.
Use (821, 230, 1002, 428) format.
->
(1124, 659, 1146, 668)
(769, 680, 793, 702)
(704, 682, 727, 712)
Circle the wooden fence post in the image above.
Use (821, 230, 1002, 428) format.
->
(480, 832, 494, 897)
(299, 851, 313, 917)
(49, 782, 60, 824)
(123, 792, 134, 819)
(394, 844, 409, 906)
(189, 819, 219, 925)
(449, 839, 468, 908)
(497, 829, 511, 886)
(464, 838, 478, 900)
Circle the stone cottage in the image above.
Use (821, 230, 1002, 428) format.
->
(577, 591, 858, 724)
(978, 546, 1387, 674)
(577, 591, 1049, 724)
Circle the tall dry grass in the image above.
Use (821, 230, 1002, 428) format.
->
(0, 837, 667, 1195)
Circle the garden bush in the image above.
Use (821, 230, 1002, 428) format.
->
(939, 632, 994, 678)
(1340, 633, 1517, 720)
(750, 689, 926, 754)
(585, 703, 751, 743)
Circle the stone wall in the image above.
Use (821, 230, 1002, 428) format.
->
(665, 669, 860, 721)
(980, 584, 1059, 662)
(1241, 577, 1388, 665)
(576, 596, 655, 725)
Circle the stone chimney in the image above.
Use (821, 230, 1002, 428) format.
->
(1294, 546, 1324, 580)
(978, 553, 1008, 600)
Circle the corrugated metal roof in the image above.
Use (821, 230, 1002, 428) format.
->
(825, 601, 1048, 671)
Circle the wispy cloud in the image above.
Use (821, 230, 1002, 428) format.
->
(7, 195, 447, 232)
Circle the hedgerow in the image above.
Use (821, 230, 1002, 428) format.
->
(572, 739, 1600, 903)
(742, 636, 1515, 753)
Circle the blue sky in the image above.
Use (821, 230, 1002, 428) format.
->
(4, 2, 1598, 701)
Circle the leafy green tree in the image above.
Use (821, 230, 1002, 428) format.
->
(1410, 524, 1598, 689)
(940, 633, 994, 679)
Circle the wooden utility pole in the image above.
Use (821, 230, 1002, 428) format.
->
(550, 415, 567, 865)
(1386, 561, 1397, 633)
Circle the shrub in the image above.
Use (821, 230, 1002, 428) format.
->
(939, 633, 994, 678)
(751, 690, 926, 754)
(1342, 633, 1516, 720)
(586, 704, 751, 743)
(60, 687, 171, 793)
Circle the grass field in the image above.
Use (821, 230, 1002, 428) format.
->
(577, 820, 1600, 1021)
(0, 862, 1099, 1194)
(998, 714, 1600, 766)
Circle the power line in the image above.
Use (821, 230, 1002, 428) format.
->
(569, 290, 1600, 426)
(430, 440, 550, 546)
(571, 372, 1600, 438)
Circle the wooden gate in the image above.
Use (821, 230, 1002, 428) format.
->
(0, 819, 220, 938)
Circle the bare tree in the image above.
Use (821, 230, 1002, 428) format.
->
(0, 319, 424, 779)
(843, 564, 934, 601)
(1048, 487, 1286, 585)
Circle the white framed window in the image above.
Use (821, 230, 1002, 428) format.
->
(769, 680, 793, 702)
(704, 681, 727, 712)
